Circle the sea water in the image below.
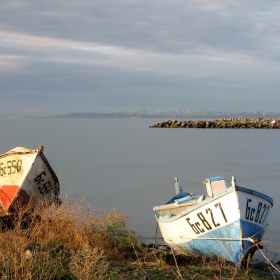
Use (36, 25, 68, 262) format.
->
(1, 118, 280, 247)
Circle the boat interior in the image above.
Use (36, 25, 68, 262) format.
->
(153, 176, 230, 217)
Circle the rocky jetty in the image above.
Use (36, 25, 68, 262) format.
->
(150, 118, 280, 129)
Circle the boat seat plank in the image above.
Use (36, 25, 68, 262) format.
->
(153, 196, 204, 216)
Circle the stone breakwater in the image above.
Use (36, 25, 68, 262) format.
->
(150, 118, 280, 129)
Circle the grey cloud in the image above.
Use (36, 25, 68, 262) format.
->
(1, 1, 279, 54)
(1, 1, 280, 116)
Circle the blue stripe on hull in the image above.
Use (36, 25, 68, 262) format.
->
(169, 219, 264, 267)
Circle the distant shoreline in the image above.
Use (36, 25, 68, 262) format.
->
(4, 112, 280, 119)
(55, 112, 280, 119)
(3, 111, 280, 120)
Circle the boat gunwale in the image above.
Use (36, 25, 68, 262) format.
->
(236, 185, 274, 206)
(0, 149, 39, 159)
(38, 150, 60, 195)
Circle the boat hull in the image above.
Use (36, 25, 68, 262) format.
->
(0, 147, 60, 216)
(154, 186, 273, 267)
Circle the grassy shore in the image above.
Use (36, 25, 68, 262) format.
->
(0, 199, 279, 280)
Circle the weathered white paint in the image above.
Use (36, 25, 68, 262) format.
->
(0, 146, 60, 214)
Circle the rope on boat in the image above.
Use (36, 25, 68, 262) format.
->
(261, 244, 280, 252)
(178, 226, 268, 243)
(178, 236, 255, 242)
(256, 243, 280, 273)
(250, 226, 266, 239)
(153, 222, 280, 275)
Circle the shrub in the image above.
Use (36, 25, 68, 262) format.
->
(0, 198, 138, 279)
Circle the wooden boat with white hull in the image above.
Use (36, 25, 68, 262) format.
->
(153, 176, 273, 268)
(0, 146, 60, 217)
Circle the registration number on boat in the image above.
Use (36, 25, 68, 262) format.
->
(186, 202, 227, 235)
(0, 160, 22, 176)
(34, 171, 52, 195)
(245, 198, 270, 225)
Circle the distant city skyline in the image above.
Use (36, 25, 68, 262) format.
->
(135, 108, 280, 114)
(4, 107, 280, 119)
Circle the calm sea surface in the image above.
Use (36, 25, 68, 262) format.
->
(1, 118, 280, 245)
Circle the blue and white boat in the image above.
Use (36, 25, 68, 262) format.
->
(153, 176, 273, 268)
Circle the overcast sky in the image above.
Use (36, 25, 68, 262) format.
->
(1, 1, 280, 116)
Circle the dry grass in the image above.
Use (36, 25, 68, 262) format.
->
(0, 199, 278, 279)
(0, 198, 138, 279)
